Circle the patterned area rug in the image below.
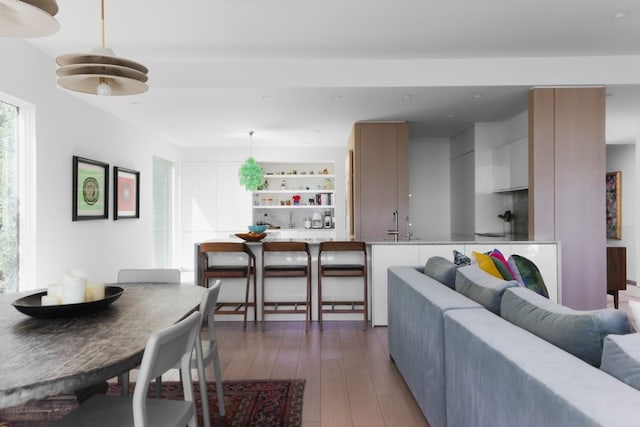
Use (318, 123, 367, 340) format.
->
(0, 379, 304, 427)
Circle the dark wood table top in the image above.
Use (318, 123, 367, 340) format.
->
(0, 283, 204, 409)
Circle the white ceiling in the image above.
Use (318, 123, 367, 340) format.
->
(26, 0, 640, 148)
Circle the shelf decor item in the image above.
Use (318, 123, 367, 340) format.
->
(113, 166, 140, 219)
(239, 131, 264, 191)
(72, 156, 109, 221)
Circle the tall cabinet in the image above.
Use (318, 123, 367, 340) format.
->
(348, 122, 409, 241)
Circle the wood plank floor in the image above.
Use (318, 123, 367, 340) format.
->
(198, 320, 430, 427)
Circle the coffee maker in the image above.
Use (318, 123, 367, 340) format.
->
(324, 211, 332, 228)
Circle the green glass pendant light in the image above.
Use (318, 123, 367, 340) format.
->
(239, 131, 264, 191)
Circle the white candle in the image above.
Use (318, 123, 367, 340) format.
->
(85, 282, 105, 301)
(62, 270, 87, 304)
(41, 295, 59, 306)
(47, 284, 62, 304)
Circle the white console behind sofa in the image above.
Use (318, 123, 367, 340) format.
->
(370, 242, 560, 326)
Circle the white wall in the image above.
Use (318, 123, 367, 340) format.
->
(409, 137, 451, 239)
(606, 144, 636, 282)
(0, 39, 179, 289)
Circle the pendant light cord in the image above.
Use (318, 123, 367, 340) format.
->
(248, 130, 255, 157)
(100, 0, 105, 48)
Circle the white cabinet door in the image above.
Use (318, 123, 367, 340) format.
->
(371, 245, 420, 326)
(216, 162, 251, 232)
(491, 138, 528, 192)
(510, 137, 528, 190)
(491, 144, 511, 191)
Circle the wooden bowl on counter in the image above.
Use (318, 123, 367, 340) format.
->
(235, 232, 267, 242)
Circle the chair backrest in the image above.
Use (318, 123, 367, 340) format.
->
(133, 310, 201, 425)
(200, 242, 251, 255)
(117, 268, 181, 284)
(201, 280, 222, 331)
(319, 241, 366, 253)
(262, 241, 309, 253)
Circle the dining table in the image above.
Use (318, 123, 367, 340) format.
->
(0, 283, 205, 409)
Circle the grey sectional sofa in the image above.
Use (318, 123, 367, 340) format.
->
(388, 260, 640, 427)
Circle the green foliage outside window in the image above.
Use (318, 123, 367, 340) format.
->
(0, 101, 18, 293)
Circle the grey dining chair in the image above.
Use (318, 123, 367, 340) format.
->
(192, 279, 225, 426)
(117, 268, 181, 397)
(52, 311, 201, 427)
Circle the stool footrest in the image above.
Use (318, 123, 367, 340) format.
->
(320, 300, 366, 313)
(263, 301, 309, 314)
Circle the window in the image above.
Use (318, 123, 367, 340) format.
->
(153, 156, 173, 267)
(0, 100, 18, 293)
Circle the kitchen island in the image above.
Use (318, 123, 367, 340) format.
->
(194, 237, 559, 326)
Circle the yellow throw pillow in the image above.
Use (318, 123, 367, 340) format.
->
(472, 251, 504, 279)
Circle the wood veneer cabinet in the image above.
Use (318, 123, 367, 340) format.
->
(529, 86, 606, 309)
(348, 122, 409, 240)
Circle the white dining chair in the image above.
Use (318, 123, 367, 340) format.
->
(192, 280, 225, 426)
(117, 268, 181, 397)
(52, 311, 201, 427)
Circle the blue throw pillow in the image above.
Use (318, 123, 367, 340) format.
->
(501, 287, 631, 367)
(424, 256, 460, 289)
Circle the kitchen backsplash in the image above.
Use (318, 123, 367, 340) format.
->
(511, 189, 528, 235)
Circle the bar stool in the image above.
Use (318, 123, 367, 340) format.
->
(262, 241, 311, 329)
(317, 241, 368, 330)
(200, 242, 257, 330)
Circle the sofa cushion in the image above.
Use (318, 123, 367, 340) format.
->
(424, 256, 459, 289)
(628, 300, 640, 332)
(455, 264, 519, 315)
(501, 287, 632, 367)
(601, 334, 640, 391)
(472, 251, 503, 279)
(508, 254, 549, 297)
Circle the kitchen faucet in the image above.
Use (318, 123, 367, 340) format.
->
(406, 216, 413, 241)
(387, 210, 399, 242)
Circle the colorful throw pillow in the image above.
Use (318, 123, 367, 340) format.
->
(472, 251, 503, 279)
(490, 256, 514, 281)
(508, 254, 549, 298)
(453, 249, 471, 266)
(489, 248, 516, 279)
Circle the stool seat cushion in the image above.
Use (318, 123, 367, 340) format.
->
(265, 265, 308, 272)
(321, 264, 365, 271)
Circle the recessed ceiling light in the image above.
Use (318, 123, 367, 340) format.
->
(610, 10, 630, 19)
(332, 95, 342, 101)
(260, 95, 271, 100)
(473, 94, 482, 99)
(403, 94, 413, 100)
(448, 114, 455, 118)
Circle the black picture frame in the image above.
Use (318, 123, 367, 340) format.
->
(113, 166, 140, 220)
(72, 156, 109, 221)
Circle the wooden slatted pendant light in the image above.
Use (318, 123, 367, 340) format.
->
(55, 0, 148, 96)
(0, 0, 60, 38)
